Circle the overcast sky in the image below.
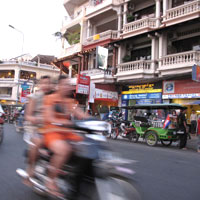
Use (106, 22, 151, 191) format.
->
(0, 0, 66, 60)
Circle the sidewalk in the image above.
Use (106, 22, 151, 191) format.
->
(187, 135, 198, 151)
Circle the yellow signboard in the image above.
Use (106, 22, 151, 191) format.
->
(93, 34, 100, 40)
(122, 83, 162, 94)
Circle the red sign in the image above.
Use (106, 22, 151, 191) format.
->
(163, 79, 200, 95)
(76, 74, 90, 95)
(77, 74, 90, 85)
(21, 89, 30, 103)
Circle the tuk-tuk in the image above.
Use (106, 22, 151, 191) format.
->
(121, 104, 187, 147)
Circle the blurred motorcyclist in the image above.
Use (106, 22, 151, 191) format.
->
(24, 75, 52, 186)
(41, 75, 89, 198)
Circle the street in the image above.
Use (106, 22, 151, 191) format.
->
(0, 124, 200, 200)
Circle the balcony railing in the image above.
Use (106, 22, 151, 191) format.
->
(85, 30, 118, 45)
(62, 43, 82, 58)
(117, 60, 154, 73)
(160, 51, 200, 67)
(81, 69, 112, 76)
(86, 0, 123, 16)
(164, 0, 200, 21)
(123, 17, 156, 34)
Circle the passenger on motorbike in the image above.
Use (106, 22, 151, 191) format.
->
(42, 75, 89, 198)
(24, 75, 52, 186)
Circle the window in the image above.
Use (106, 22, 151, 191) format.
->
(0, 70, 15, 78)
(0, 87, 12, 97)
(20, 71, 36, 80)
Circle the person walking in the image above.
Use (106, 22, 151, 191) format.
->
(178, 108, 188, 150)
(190, 110, 197, 135)
(196, 115, 200, 153)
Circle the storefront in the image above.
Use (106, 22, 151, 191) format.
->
(163, 79, 200, 123)
(121, 82, 163, 120)
(121, 82, 163, 106)
(89, 83, 118, 118)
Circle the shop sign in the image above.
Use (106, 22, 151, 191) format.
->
(95, 88, 118, 101)
(122, 93, 162, 100)
(21, 88, 30, 103)
(122, 83, 162, 94)
(136, 99, 162, 105)
(76, 74, 90, 95)
(96, 46, 109, 70)
(192, 65, 200, 82)
(163, 79, 200, 99)
(163, 93, 200, 99)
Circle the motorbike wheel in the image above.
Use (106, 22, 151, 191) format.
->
(0, 126, 4, 145)
(145, 131, 158, 147)
(110, 129, 118, 140)
(129, 132, 139, 143)
(96, 176, 141, 200)
(161, 139, 173, 147)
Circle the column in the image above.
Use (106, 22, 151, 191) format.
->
(155, 0, 161, 27)
(87, 20, 91, 38)
(117, 46, 122, 65)
(117, 6, 122, 37)
(123, 3, 128, 26)
(14, 67, 20, 82)
(148, 34, 156, 71)
(163, 0, 168, 19)
(69, 66, 72, 78)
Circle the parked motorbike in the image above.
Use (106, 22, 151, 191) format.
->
(15, 111, 25, 133)
(0, 117, 4, 145)
(16, 119, 141, 200)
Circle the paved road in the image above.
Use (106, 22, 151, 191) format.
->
(1, 124, 200, 200)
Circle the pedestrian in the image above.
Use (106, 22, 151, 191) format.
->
(178, 108, 188, 150)
(196, 115, 200, 153)
(190, 110, 197, 135)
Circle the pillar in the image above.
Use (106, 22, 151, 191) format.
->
(155, 0, 161, 27)
(87, 20, 91, 38)
(117, 6, 122, 37)
(123, 3, 128, 26)
(117, 46, 122, 64)
(78, 57, 81, 75)
(69, 66, 72, 78)
(163, 0, 168, 18)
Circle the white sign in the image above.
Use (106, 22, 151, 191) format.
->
(163, 81, 175, 93)
(95, 88, 118, 100)
(96, 46, 109, 70)
(77, 84, 89, 95)
(89, 82, 95, 103)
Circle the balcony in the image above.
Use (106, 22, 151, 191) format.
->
(81, 69, 115, 83)
(86, 0, 123, 17)
(84, 30, 119, 46)
(115, 60, 157, 82)
(122, 17, 157, 39)
(158, 50, 200, 76)
(163, 0, 200, 26)
(60, 43, 82, 58)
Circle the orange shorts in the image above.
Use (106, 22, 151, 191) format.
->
(44, 132, 83, 148)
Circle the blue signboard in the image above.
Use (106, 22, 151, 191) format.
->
(122, 93, 162, 100)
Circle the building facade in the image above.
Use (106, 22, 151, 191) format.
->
(56, 0, 200, 116)
(0, 59, 59, 105)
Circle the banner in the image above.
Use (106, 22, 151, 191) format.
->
(122, 93, 162, 100)
(76, 74, 90, 95)
(192, 65, 200, 82)
(96, 46, 108, 70)
(163, 79, 200, 99)
(21, 88, 30, 103)
(95, 88, 118, 101)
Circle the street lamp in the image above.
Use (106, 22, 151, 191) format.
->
(8, 24, 24, 104)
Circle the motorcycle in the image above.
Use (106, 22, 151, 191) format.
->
(0, 117, 4, 145)
(16, 119, 141, 200)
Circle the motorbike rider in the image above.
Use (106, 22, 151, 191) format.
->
(24, 75, 52, 185)
(41, 75, 89, 198)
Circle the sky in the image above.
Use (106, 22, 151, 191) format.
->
(0, 0, 66, 60)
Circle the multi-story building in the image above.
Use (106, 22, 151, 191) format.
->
(0, 55, 59, 105)
(56, 0, 200, 116)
